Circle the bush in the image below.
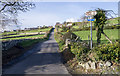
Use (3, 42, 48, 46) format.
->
(61, 26, 69, 32)
(44, 28, 53, 39)
(70, 42, 90, 62)
(71, 26, 96, 32)
(71, 28, 82, 31)
(104, 25, 120, 29)
(92, 42, 119, 63)
(104, 26, 114, 29)
(54, 32, 65, 51)
(54, 32, 64, 42)
(58, 41, 65, 51)
(116, 26, 120, 29)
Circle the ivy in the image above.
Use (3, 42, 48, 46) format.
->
(94, 8, 107, 45)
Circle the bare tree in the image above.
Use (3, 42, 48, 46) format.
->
(0, 0, 35, 30)
(80, 15, 88, 28)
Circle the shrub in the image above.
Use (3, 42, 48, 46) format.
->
(104, 25, 120, 29)
(116, 26, 120, 29)
(70, 42, 90, 62)
(58, 41, 65, 51)
(92, 42, 120, 63)
(104, 26, 114, 29)
(71, 28, 82, 31)
(61, 26, 69, 32)
(54, 32, 65, 51)
(54, 32, 64, 42)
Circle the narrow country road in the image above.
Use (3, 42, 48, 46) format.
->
(3, 30, 70, 75)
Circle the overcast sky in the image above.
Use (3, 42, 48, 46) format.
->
(5, 1, 119, 30)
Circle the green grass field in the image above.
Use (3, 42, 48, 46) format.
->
(1, 28, 52, 41)
(1, 31, 17, 36)
(72, 17, 119, 29)
(106, 17, 118, 25)
(1, 28, 51, 36)
(61, 29, 119, 43)
(73, 29, 119, 43)
(2, 34, 45, 41)
(73, 29, 118, 40)
(72, 26, 80, 29)
(22, 28, 51, 33)
(2, 33, 45, 38)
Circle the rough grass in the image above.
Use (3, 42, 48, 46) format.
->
(19, 38, 46, 48)
(54, 32, 65, 51)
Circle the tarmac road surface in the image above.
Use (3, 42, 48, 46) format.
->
(3, 30, 70, 75)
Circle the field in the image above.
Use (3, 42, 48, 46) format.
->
(72, 17, 119, 29)
(1, 28, 51, 41)
(66, 17, 119, 43)
(73, 29, 118, 40)
(1, 28, 51, 36)
(2, 34, 45, 41)
(2, 27, 53, 52)
(106, 17, 118, 25)
(21, 28, 51, 33)
(62, 29, 119, 43)
(72, 26, 80, 29)
(2, 27, 52, 65)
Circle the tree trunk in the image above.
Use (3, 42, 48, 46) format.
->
(101, 31, 113, 44)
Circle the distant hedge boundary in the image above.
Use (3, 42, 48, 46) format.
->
(71, 25, 120, 31)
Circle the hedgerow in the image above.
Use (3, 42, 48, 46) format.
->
(92, 42, 120, 63)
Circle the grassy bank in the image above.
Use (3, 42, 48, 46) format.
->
(18, 38, 46, 48)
